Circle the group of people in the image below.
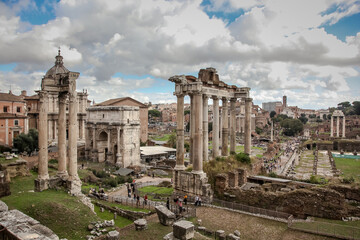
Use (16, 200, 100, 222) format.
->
(126, 181, 148, 206)
(89, 187, 108, 200)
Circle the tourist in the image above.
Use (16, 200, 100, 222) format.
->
(136, 195, 140, 207)
(179, 200, 183, 213)
(184, 195, 187, 205)
(195, 195, 199, 206)
(144, 194, 148, 205)
(134, 193, 136, 200)
(198, 197, 202, 206)
(166, 197, 170, 210)
(128, 188, 131, 198)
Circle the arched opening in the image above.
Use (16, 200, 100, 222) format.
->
(97, 131, 108, 162)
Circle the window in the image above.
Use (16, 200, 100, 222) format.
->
(14, 120, 19, 126)
(3, 106, 8, 112)
(17, 107, 21, 113)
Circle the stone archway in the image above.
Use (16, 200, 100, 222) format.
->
(97, 131, 108, 162)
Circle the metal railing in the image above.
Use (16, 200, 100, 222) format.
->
(289, 220, 360, 240)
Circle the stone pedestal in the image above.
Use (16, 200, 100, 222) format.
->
(173, 220, 194, 240)
(67, 178, 82, 196)
(34, 178, 49, 192)
(134, 218, 148, 231)
(155, 205, 176, 226)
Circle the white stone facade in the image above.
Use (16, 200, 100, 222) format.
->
(85, 106, 141, 167)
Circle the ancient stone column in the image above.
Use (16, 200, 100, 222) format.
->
(271, 120, 274, 142)
(221, 98, 229, 156)
(203, 94, 209, 162)
(342, 116, 346, 138)
(212, 96, 219, 159)
(36, 91, 49, 191)
(336, 116, 340, 137)
(229, 98, 236, 154)
(190, 94, 195, 164)
(192, 92, 203, 173)
(116, 127, 121, 165)
(175, 94, 185, 170)
(57, 92, 68, 178)
(68, 73, 81, 194)
(330, 116, 334, 137)
(244, 98, 252, 155)
(92, 126, 96, 149)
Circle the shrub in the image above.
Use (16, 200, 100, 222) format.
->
(126, 176, 133, 183)
(215, 156, 226, 162)
(230, 151, 236, 155)
(342, 176, 355, 184)
(235, 153, 251, 164)
(268, 172, 278, 178)
(92, 169, 109, 178)
(102, 177, 118, 188)
(310, 175, 328, 184)
(116, 176, 126, 184)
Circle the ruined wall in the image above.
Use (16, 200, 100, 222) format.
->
(1, 160, 29, 179)
(0, 170, 10, 197)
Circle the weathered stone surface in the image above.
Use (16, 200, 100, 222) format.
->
(155, 205, 176, 226)
(0, 209, 59, 239)
(0, 200, 8, 212)
(163, 232, 174, 240)
(173, 220, 194, 240)
(216, 230, 226, 240)
(234, 230, 241, 237)
(228, 233, 240, 240)
(134, 218, 147, 231)
(106, 230, 119, 240)
(0, 170, 10, 197)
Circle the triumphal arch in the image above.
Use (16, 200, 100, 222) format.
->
(169, 68, 252, 202)
(34, 50, 81, 194)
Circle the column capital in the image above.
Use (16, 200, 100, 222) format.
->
(221, 97, 229, 102)
(230, 98, 237, 102)
(59, 92, 68, 104)
(175, 92, 185, 98)
(245, 97, 253, 102)
(38, 91, 48, 102)
(203, 94, 209, 100)
(212, 95, 219, 100)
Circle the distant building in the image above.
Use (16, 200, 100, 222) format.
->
(0, 91, 28, 146)
(262, 101, 282, 113)
(96, 97, 148, 143)
(85, 106, 141, 167)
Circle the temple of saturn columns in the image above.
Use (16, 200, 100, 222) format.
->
(330, 110, 346, 138)
(35, 50, 81, 194)
(169, 68, 252, 202)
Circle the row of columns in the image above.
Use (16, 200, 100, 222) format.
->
(37, 88, 80, 189)
(330, 116, 346, 138)
(175, 92, 252, 173)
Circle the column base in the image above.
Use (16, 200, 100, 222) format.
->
(67, 176, 82, 196)
(174, 164, 186, 171)
(34, 178, 49, 192)
(56, 171, 69, 180)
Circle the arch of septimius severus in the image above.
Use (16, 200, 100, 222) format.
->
(34, 50, 81, 194)
(169, 68, 252, 202)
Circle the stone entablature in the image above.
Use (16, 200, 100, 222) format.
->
(85, 106, 141, 167)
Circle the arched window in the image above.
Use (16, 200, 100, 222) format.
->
(99, 131, 108, 141)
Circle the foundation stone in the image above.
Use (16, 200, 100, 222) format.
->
(173, 220, 194, 240)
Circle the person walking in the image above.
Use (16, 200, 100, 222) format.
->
(184, 195, 188, 205)
(198, 197, 202, 206)
(144, 194, 148, 205)
(195, 195, 199, 206)
(166, 197, 170, 210)
(179, 200, 183, 214)
(136, 195, 140, 207)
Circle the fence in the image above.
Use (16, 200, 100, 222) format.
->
(109, 195, 196, 218)
(0, 226, 21, 240)
(289, 220, 360, 240)
(212, 198, 292, 220)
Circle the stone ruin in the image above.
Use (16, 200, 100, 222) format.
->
(34, 50, 81, 195)
(168, 68, 253, 203)
(215, 170, 360, 219)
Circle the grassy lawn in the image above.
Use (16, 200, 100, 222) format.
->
(138, 186, 173, 196)
(120, 221, 172, 239)
(151, 134, 171, 141)
(94, 204, 132, 228)
(0, 171, 133, 239)
(334, 157, 360, 183)
(94, 199, 152, 213)
(0, 157, 18, 164)
(291, 218, 360, 239)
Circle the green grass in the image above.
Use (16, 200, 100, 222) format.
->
(94, 205, 132, 228)
(334, 157, 360, 183)
(94, 200, 151, 213)
(118, 221, 172, 240)
(1, 171, 133, 239)
(0, 156, 18, 164)
(151, 134, 171, 141)
(138, 186, 174, 196)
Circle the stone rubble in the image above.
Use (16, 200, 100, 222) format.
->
(134, 218, 148, 231)
(155, 205, 176, 226)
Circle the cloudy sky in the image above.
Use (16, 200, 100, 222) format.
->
(0, 0, 359, 109)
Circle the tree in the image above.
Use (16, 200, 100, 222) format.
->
(208, 122, 213, 133)
(255, 126, 262, 134)
(13, 128, 38, 154)
(270, 111, 276, 118)
(338, 101, 351, 109)
(298, 113, 308, 124)
(309, 114, 316, 119)
(184, 110, 190, 115)
(148, 109, 161, 119)
(280, 119, 304, 136)
(352, 101, 360, 115)
(167, 133, 176, 148)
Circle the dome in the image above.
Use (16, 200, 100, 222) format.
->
(44, 49, 69, 78)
